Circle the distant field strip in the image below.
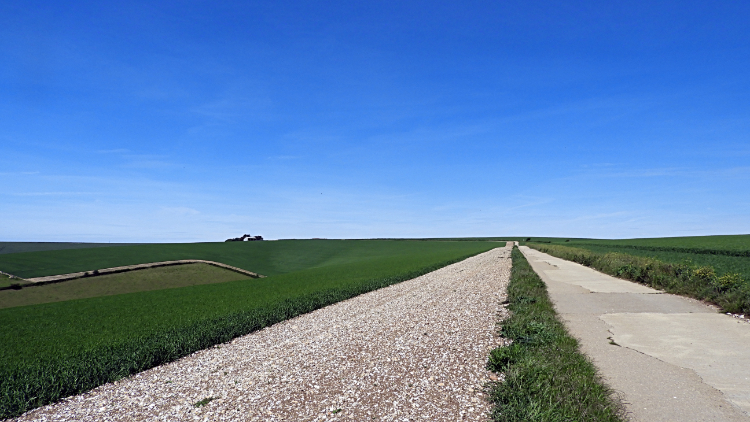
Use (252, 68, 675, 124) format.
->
(521, 234, 750, 252)
(0, 264, 251, 309)
(25, 259, 264, 284)
(570, 243, 750, 257)
(0, 240, 495, 419)
(0, 239, 478, 279)
(0, 242, 138, 255)
(570, 234, 750, 252)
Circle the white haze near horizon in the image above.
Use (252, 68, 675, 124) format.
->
(2, 1, 749, 242)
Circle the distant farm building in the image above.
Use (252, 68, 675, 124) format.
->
(225, 234, 264, 242)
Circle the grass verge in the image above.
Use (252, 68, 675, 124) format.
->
(487, 247, 626, 422)
(0, 244, 492, 419)
(528, 243, 750, 314)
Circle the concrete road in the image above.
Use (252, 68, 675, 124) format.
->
(519, 246, 750, 422)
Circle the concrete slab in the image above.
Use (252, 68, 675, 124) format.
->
(523, 248, 657, 294)
(519, 246, 750, 422)
(604, 313, 750, 413)
(564, 313, 748, 422)
(557, 291, 715, 315)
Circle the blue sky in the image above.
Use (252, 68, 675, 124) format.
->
(1, 1, 749, 242)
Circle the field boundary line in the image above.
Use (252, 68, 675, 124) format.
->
(0, 269, 22, 279)
(24, 260, 265, 285)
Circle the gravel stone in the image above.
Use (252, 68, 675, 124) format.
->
(13, 245, 512, 422)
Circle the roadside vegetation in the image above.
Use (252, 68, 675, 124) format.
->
(487, 247, 626, 421)
(0, 240, 494, 419)
(527, 242, 750, 314)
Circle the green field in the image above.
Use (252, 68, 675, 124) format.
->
(0, 239, 497, 418)
(0, 263, 251, 309)
(0, 273, 14, 289)
(0, 239, 472, 279)
(520, 234, 750, 254)
(0, 242, 137, 255)
(569, 234, 750, 253)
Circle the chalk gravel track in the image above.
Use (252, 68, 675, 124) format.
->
(14, 245, 511, 422)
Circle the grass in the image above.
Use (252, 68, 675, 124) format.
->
(487, 247, 626, 422)
(568, 234, 750, 254)
(0, 240, 495, 419)
(0, 242, 137, 255)
(193, 397, 217, 407)
(517, 235, 750, 256)
(0, 263, 250, 309)
(0, 239, 476, 279)
(528, 243, 750, 314)
(0, 273, 17, 289)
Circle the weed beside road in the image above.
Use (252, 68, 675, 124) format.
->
(529, 243, 750, 314)
(487, 247, 626, 422)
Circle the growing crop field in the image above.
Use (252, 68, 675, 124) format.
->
(0, 239, 496, 418)
(0, 242, 137, 255)
(569, 234, 750, 253)
(521, 234, 750, 255)
(0, 239, 482, 279)
(0, 263, 251, 309)
(0, 273, 14, 289)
